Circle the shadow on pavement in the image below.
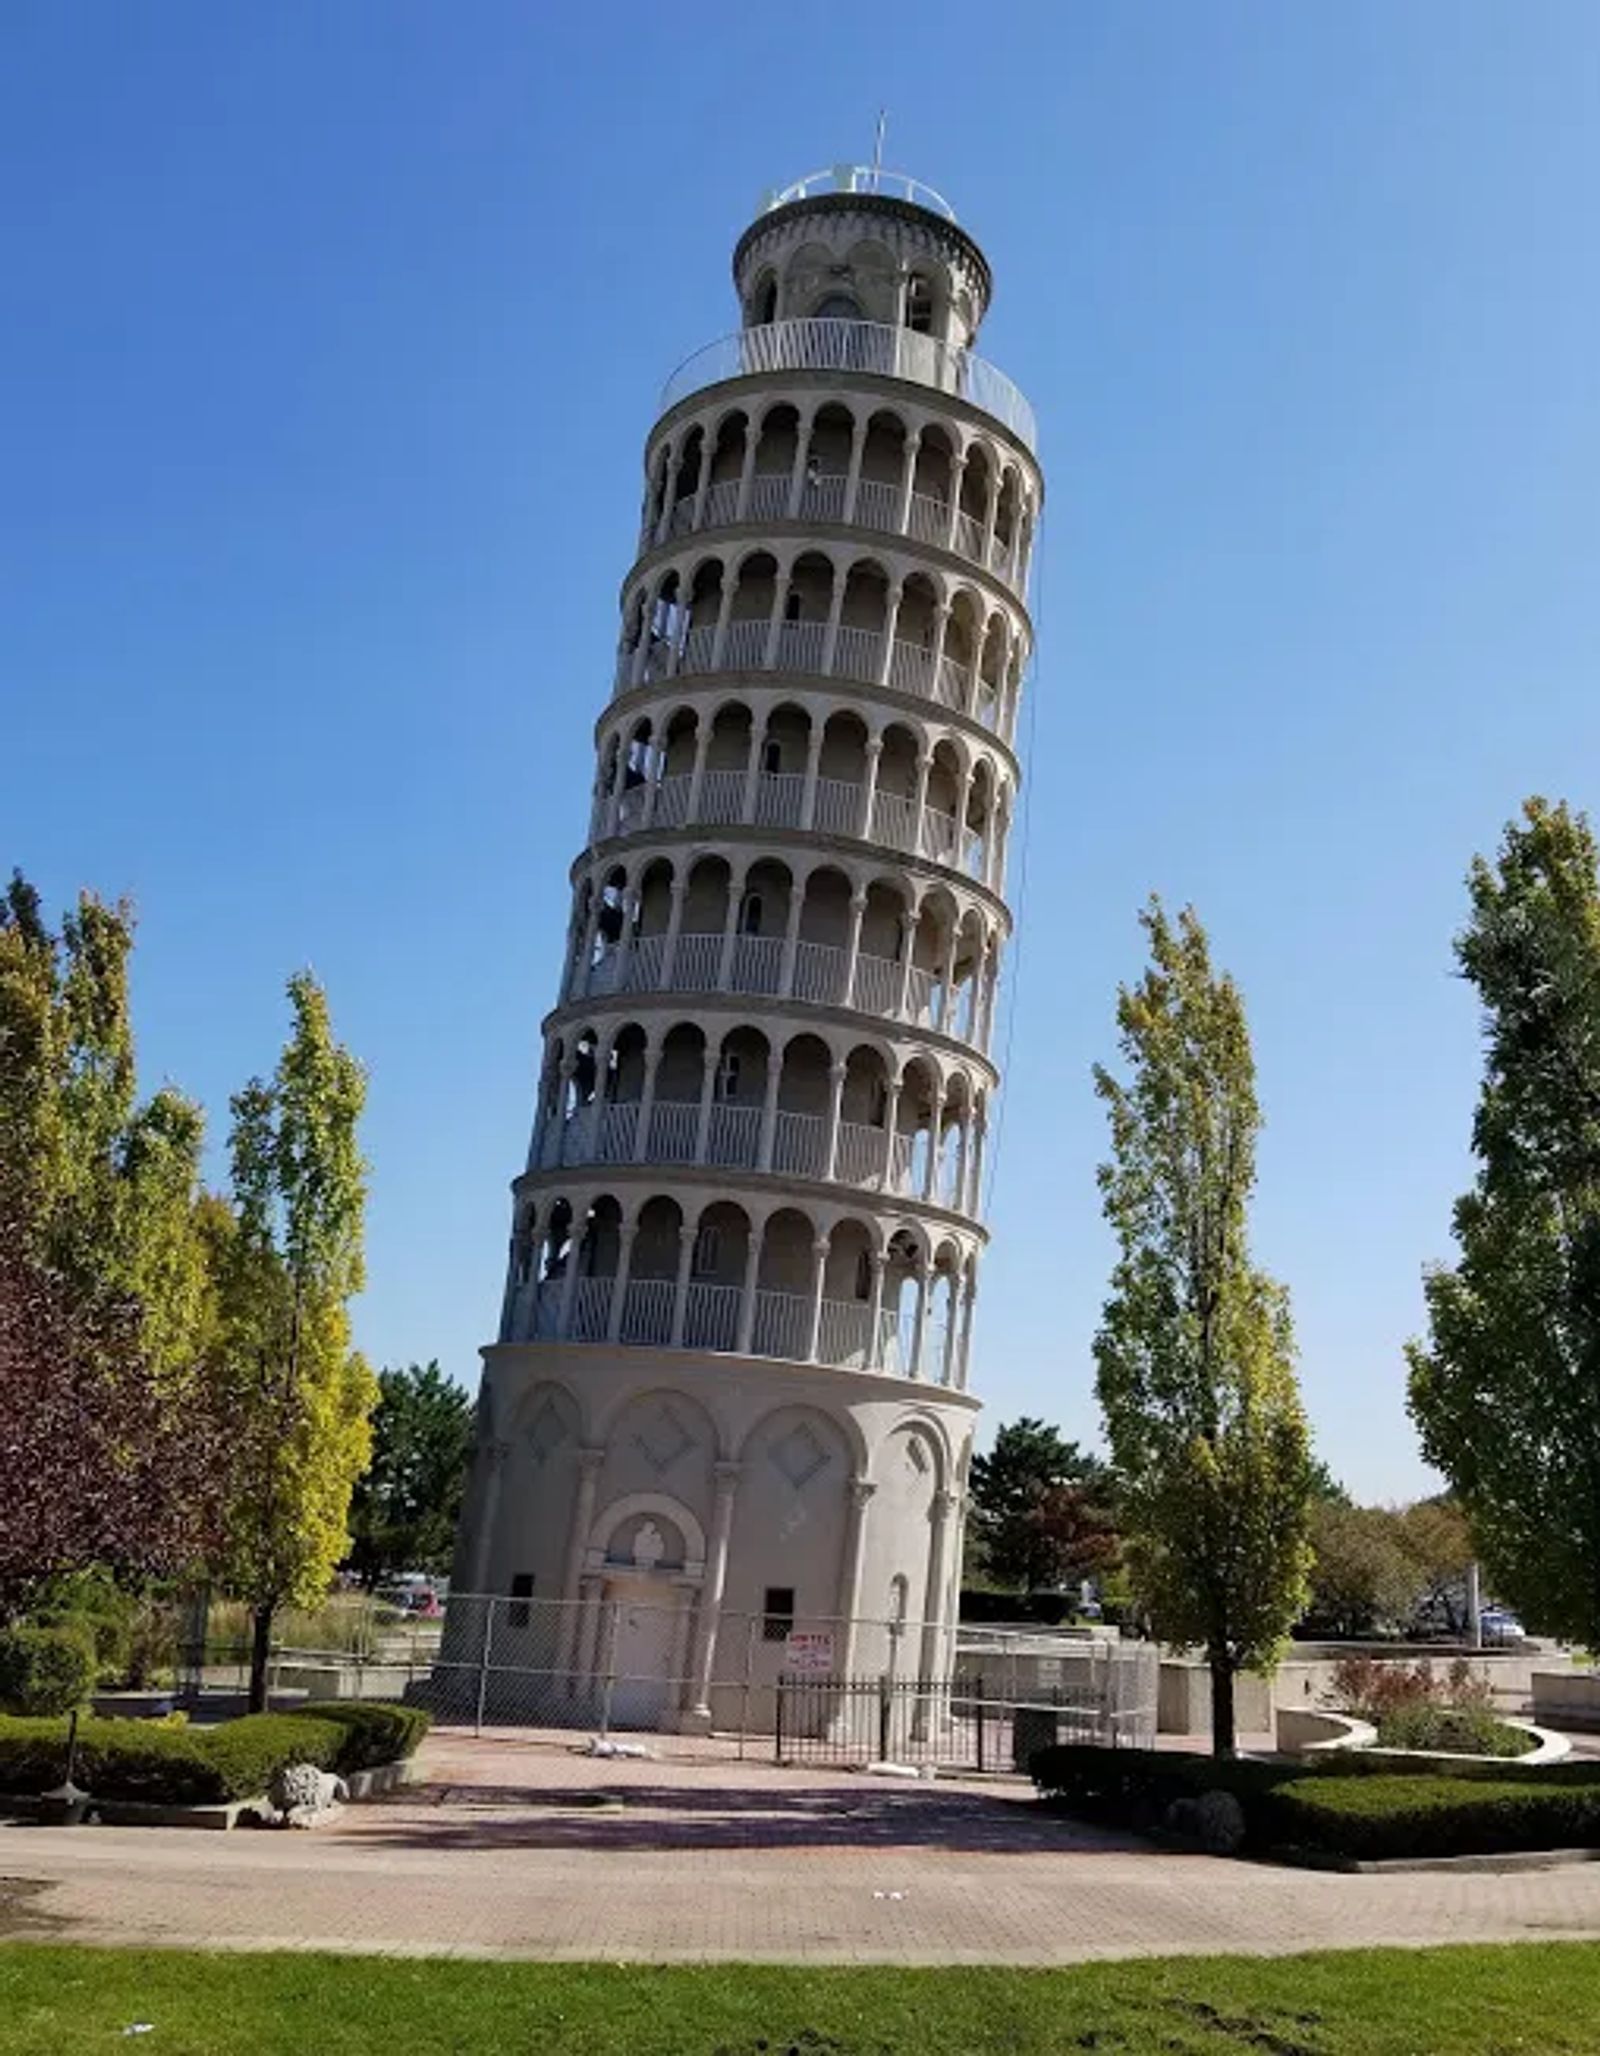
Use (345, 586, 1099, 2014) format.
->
(348, 1779, 1142, 1855)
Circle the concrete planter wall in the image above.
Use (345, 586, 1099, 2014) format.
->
(1532, 1671, 1600, 1732)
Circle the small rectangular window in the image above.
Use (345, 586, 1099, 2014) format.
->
(509, 1572, 534, 1630)
(763, 1586, 796, 1642)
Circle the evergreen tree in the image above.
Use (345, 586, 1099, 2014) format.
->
(347, 1362, 473, 1584)
(968, 1418, 1115, 1592)
(1409, 798, 1600, 1644)
(1094, 901, 1313, 1757)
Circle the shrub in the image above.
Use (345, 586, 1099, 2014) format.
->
(1328, 1653, 1494, 1724)
(0, 1624, 97, 1715)
(0, 1712, 347, 1806)
(1267, 1773, 1600, 1861)
(1374, 1702, 1535, 1758)
(290, 1701, 431, 1771)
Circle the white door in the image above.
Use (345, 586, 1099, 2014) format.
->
(605, 1577, 682, 1730)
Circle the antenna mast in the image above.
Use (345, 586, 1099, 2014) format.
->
(871, 109, 887, 191)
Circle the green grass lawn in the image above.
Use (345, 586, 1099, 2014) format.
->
(3, 1942, 1600, 2053)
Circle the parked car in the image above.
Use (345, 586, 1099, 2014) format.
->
(1480, 1606, 1526, 1646)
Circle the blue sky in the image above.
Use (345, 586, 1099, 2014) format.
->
(5, 3, 1598, 1502)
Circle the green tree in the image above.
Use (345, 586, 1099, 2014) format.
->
(1094, 901, 1313, 1757)
(213, 973, 376, 1710)
(1408, 799, 1600, 1646)
(347, 1362, 473, 1584)
(1303, 1501, 1421, 1639)
(0, 874, 212, 1379)
(968, 1418, 1115, 1592)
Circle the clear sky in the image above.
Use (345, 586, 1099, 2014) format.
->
(5, 3, 1598, 1503)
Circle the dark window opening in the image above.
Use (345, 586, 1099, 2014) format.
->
(763, 739, 782, 775)
(763, 1586, 796, 1641)
(509, 1572, 534, 1629)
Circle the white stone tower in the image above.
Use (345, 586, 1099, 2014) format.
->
(456, 168, 1040, 1730)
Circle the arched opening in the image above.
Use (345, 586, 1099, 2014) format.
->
(752, 1206, 817, 1360)
(793, 867, 852, 1004)
(654, 709, 698, 828)
(600, 1023, 649, 1161)
(777, 550, 834, 674)
(703, 412, 749, 529)
(668, 425, 703, 539)
(837, 1043, 891, 1186)
(869, 724, 921, 852)
(800, 401, 853, 523)
(756, 701, 812, 828)
(957, 446, 992, 561)
(923, 742, 964, 866)
(748, 408, 799, 523)
(814, 708, 869, 835)
(820, 1217, 876, 1368)
(773, 1033, 832, 1180)
(685, 1200, 751, 1350)
(748, 272, 778, 327)
(944, 591, 982, 709)
(904, 273, 934, 335)
(648, 1023, 707, 1163)
(898, 1058, 940, 1196)
(676, 855, 732, 988)
(679, 558, 725, 675)
(975, 614, 1007, 728)
(700, 704, 753, 823)
(569, 1194, 623, 1341)
(855, 409, 907, 532)
(706, 1026, 769, 1172)
(620, 1195, 683, 1346)
(910, 426, 956, 546)
(624, 858, 674, 992)
(836, 559, 890, 682)
(880, 1229, 924, 1373)
(731, 857, 792, 995)
(854, 877, 910, 1015)
(725, 550, 778, 671)
(888, 573, 938, 697)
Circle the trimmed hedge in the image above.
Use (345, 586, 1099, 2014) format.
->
(0, 1699, 427, 1807)
(0, 1624, 97, 1716)
(1030, 1743, 1600, 1863)
(1372, 1703, 1534, 1758)
(291, 1700, 432, 1770)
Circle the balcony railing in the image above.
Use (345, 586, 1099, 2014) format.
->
(614, 621, 1010, 739)
(659, 319, 1037, 454)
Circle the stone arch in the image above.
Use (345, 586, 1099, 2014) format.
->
(588, 1490, 709, 1578)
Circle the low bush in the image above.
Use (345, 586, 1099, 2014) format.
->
(0, 1624, 97, 1716)
(0, 1712, 347, 1806)
(1030, 1743, 1600, 1862)
(290, 1701, 431, 1771)
(1373, 1702, 1535, 1758)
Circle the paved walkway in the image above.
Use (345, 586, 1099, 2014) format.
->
(4, 1728, 1600, 1964)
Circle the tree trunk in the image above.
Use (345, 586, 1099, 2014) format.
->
(247, 1602, 275, 1715)
(1210, 1655, 1236, 1759)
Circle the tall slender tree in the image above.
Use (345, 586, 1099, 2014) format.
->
(347, 1361, 473, 1584)
(1094, 901, 1313, 1756)
(213, 974, 376, 1709)
(1408, 798, 1600, 1643)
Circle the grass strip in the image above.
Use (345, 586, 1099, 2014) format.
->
(3, 1941, 1600, 2053)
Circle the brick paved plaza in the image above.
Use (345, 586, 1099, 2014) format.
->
(3, 1728, 1600, 1964)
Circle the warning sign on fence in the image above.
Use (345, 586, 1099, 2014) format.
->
(783, 1630, 835, 1675)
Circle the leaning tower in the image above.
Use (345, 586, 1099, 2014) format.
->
(455, 167, 1040, 1731)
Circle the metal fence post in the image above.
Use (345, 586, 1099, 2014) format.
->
(738, 1613, 757, 1762)
(878, 1673, 892, 1763)
(975, 1673, 986, 1774)
(598, 1602, 618, 1742)
(474, 1598, 496, 1736)
(775, 1673, 785, 1765)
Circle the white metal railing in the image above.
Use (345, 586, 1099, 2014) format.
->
(870, 789, 918, 851)
(953, 510, 986, 562)
(623, 934, 665, 992)
(887, 638, 934, 699)
(559, 1107, 595, 1167)
(683, 1280, 741, 1352)
(533, 1278, 562, 1340)
(798, 473, 848, 523)
(835, 1118, 886, 1188)
(754, 771, 805, 827)
(697, 767, 746, 823)
(817, 1298, 873, 1370)
(620, 1276, 675, 1347)
(904, 964, 938, 1028)
(648, 1100, 700, 1162)
(598, 1102, 639, 1162)
(831, 622, 880, 683)
(775, 618, 827, 672)
(772, 1109, 826, 1179)
(876, 1306, 904, 1371)
(764, 166, 958, 218)
(659, 319, 1037, 453)
(570, 1276, 612, 1343)
(792, 939, 848, 1005)
(705, 1101, 761, 1168)
(700, 479, 741, 529)
(752, 1288, 812, 1362)
(811, 776, 862, 836)
(922, 806, 960, 864)
(907, 491, 949, 547)
(720, 618, 769, 670)
(936, 654, 969, 708)
(584, 950, 621, 999)
(671, 932, 723, 990)
(849, 951, 900, 1016)
(744, 473, 790, 522)
(730, 933, 783, 995)
(653, 774, 691, 827)
(853, 477, 900, 531)
(885, 1130, 915, 1192)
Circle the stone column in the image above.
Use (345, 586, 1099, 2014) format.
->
(757, 1057, 784, 1173)
(735, 1230, 763, 1352)
(833, 1476, 877, 1677)
(740, 718, 765, 824)
(937, 923, 962, 1031)
(660, 879, 688, 985)
(693, 1031, 721, 1164)
(945, 452, 968, 552)
(840, 889, 869, 1010)
(688, 1460, 741, 1719)
(876, 579, 905, 688)
(917, 1489, 960, 1708)
(865, 1249, 887, 1362)
(857, 736, 884, 840)
(894, 909, 919, 1020)
(777, 878, 807, 999)
(669, 1222, 696, 1346)
(800, 714, 827, 828)
(761, 561, 791, 668)
(957, 1268, 978, 1390)
(804, 1234, 829, 1363)
(822, 1059, 848, 1183)
(895, 431, 922, 534)
(785, 407, 815, 518)
(909, 1262, 930, 1379)
(921, 1087, 946, 1203)
(634, 1046, 662, 1162)
(880, 1076, 904, 1191)
(734, 428, 758, 521)
(715, 863, 746, 993)
(654, 440, 683, 545)
(556, 1220, 585, 1338)
(605, 1220, 638, 1342)
(841, 417, 868, 524)
(911, 751, 934, 860)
